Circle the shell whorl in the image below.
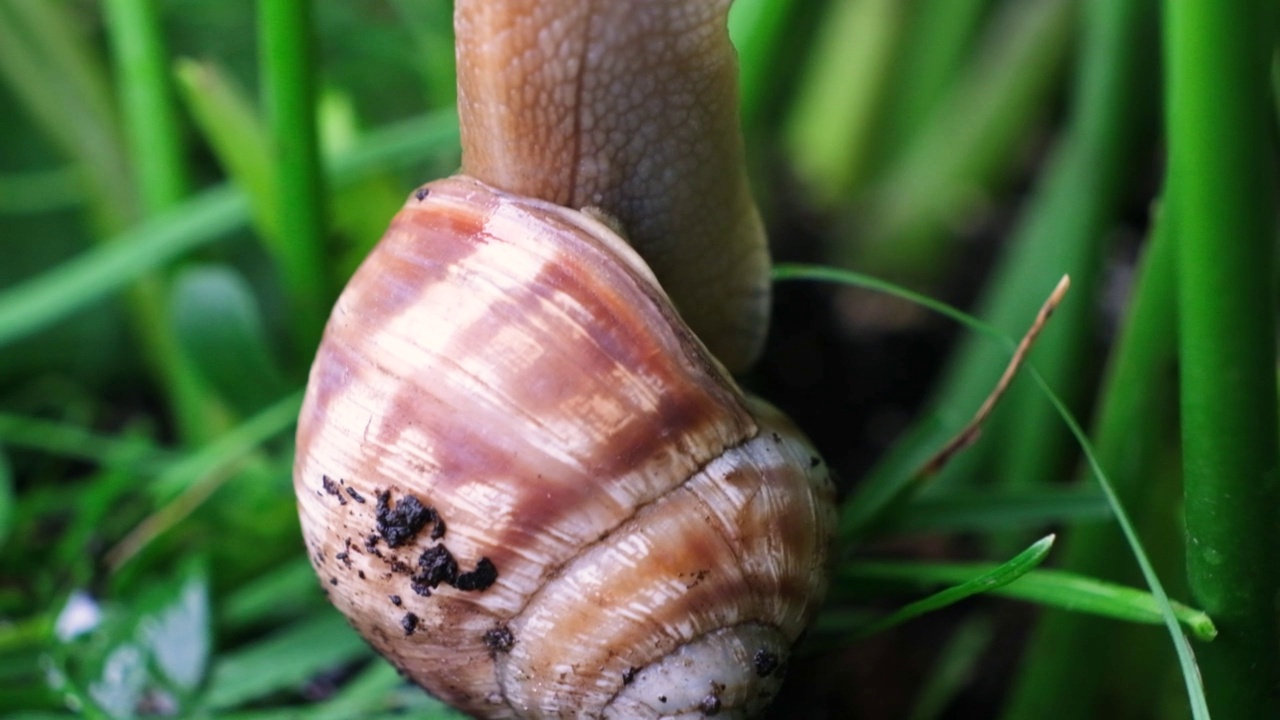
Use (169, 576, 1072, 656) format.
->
(294, 176, 834, 718)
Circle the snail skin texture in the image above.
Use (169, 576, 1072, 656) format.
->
(294, 177, 836, 718)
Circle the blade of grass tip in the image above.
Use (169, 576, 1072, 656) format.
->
(1167, 1, 1280, 716)
(851, 535, 1054, 640)
(917, 276, 1069, 477)
(1028, 369, 1211, 720)
(175, 59, 282, 251)
(845, 561, 1215, 641)
(775, 262, 1210, 714)
(258, 0, 329, 352)
(105, 390, 303, 572)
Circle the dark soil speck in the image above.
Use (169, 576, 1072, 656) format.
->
(483, 626, 514, 654)
(401, 612, 419, 636)
(375, 490, 435, 548)
(321, 475, 346, 504)
(454, 557, 498, 591)
(412, 544, 458, 595)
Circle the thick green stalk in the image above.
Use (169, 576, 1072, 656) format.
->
(1167, 0, 1280, 715)
(258, 0, 328, 354)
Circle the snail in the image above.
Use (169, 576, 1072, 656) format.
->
(293, 1, 836, 718)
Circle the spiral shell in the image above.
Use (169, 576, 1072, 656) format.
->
(294, 176, 835, 718)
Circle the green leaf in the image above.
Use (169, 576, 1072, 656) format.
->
(847, 535, 1055, 639)
(201, 610, 372, 711)
(169, 265, 289, 414)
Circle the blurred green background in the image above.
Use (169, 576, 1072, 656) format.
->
(1, 0, 1276, 718)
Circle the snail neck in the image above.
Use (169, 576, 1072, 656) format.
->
(454, 0, 770, 373)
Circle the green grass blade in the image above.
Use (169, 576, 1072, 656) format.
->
(174, 60, 281, 246)
(773, 262, 1014, 540)
(0, 414, 171, 474)
(783, 0, 906, 202)
(896, 487, 1111, 534)
(844, 561, 1215, 642)
(727, 0, 796, 131)
(0, 447, 11, 548)
(0, 0, 136, 231)
(1005, 208, 1179, 716)
(874, 0, 991, 167)
(1166, 0, 1280, 715)
(857, 0, 1075, 279)
(775, 262, 1210, 716)
(106, 391, 302, 571)
(907, 615, 995, 720)
(849, 535, 1054, 640)
(0, 110, 459, 349)
(0, 186, 248, 348)
(200, 610, 371, 711)
(258, 0, 329, 351)
(1028, 368, 1210, 719)
(102, 0, 190, 213)
(221, 559, 325, 632)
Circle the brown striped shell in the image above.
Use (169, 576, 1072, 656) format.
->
(294, 176, 835, 719)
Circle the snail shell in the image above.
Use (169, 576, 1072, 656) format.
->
(294, 176, 835, 718)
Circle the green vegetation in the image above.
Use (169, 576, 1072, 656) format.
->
(1, 1, 1276, 717)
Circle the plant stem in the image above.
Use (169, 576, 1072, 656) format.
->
(1167, 0, 1280, 714)
(258, 0, 328, 355)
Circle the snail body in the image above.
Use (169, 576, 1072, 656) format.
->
(294, 177, 835, 718)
